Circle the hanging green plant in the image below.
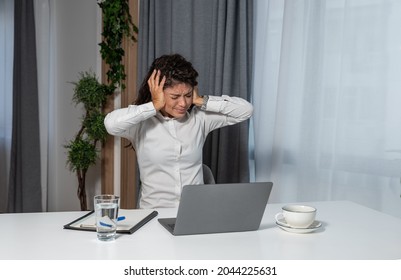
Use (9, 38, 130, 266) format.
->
(98, 0, 138, 91)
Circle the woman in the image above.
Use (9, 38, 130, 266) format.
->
(104, 54, 253, 208)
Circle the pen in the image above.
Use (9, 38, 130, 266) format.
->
(80, 216, 125, 228)
(80, 224, 96, 229)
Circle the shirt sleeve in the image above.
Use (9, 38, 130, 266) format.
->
(201, 95, 253, 133)
(104, 102, 156, 138)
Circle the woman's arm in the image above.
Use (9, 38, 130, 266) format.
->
(192, 87, 253, 133)
(104, 70, 166, 137)
(104, 102, 156, 137)
(204, 95, 253, 124)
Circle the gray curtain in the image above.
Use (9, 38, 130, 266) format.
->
(138, 0, 253, 183)
(7, 0, 42, 212)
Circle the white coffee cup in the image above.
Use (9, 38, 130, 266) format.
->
(275, 205, 316, 228)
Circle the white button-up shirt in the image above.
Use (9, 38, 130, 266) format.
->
(104, 95, 253, 208)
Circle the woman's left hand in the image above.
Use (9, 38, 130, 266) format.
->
(192, 86, 204, 107)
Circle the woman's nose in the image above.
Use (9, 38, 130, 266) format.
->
(178, 96, 187, 106)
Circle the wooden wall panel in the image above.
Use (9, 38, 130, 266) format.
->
(120, 0, 139, 209)
(101, 64, 114, 196)
(102, 0, 139, 208)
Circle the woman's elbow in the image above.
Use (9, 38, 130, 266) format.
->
(245, 102, 254, 119)
(103, 113, 115, 135)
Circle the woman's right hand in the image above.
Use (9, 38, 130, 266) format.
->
(148, 69, 166, 111)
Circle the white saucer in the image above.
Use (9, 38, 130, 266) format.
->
(276, 217, 322, 234)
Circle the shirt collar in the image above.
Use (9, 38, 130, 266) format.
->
(156, 111, 189, 122)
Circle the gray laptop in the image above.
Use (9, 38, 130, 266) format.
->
(158, 182, 273, 235)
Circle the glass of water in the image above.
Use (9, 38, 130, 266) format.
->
(94, 194, 120, 241)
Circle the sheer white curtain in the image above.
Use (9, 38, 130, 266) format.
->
(0, 0, 13, 212)
(34, 0, 53, 211)
(33, 0, 101, 211)
(252, 0, 401, 218)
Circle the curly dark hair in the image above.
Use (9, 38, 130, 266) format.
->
(135, 54, 199, 105)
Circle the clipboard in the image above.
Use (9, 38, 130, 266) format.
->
(63, 209, 158, 234)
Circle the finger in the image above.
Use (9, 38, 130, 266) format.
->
(155, 70, 165, 86)
(159, 74, 166, 87)
(148, 69, 157, 87)
(192, 86, 199, 102)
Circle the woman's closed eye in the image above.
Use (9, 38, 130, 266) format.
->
(170, 93, 192, 100)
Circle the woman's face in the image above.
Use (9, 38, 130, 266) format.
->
(161, 83, 193, 119)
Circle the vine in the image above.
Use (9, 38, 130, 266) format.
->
(98, 0, 138, 91)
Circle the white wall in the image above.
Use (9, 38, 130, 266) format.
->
(41, 0, 101, 211)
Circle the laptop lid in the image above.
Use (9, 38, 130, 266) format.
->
(158, 182, 273, 235)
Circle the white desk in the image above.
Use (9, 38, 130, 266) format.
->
(1, 201, 401, 260)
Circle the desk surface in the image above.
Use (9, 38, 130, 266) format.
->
(1, 201, 401, 260)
